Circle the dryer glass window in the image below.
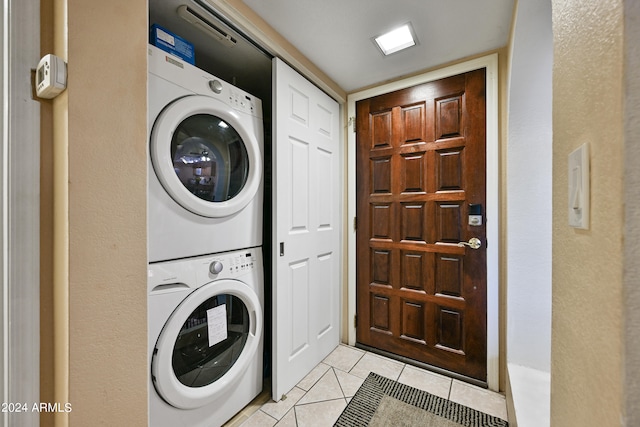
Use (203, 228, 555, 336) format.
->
(172, 293, 249, 388)
(171, 114, 249, 203)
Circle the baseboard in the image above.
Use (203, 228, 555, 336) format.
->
(504, 366, 518, 426)
(506, 363, 550, 427)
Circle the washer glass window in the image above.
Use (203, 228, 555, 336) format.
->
(172, 293, 249, 388)
(171, 114, 249, 203)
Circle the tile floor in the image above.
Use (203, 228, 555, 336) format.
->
(225, 345, 508, 427)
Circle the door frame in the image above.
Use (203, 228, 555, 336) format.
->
(2, 0, 41, 423)
(346, 54, 499, 391)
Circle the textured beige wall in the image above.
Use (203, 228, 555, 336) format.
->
(551, 1, 624, 425)
(61, 0, 148, 425)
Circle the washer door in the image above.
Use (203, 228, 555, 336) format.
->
(152, 279, 262, 409)
(150, 95, 262, 218)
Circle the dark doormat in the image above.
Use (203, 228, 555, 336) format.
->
(334, 372, 508, 427)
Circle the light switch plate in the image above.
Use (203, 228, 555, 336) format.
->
(568, 143, 589, 229)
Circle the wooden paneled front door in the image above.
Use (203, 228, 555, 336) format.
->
(355, 69, 487, 382)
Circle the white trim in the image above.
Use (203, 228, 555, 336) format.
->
(346, 54, 500, 391)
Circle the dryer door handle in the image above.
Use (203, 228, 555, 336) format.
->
(280, 242, 284, 257)
(250, 310, 257, 336)
(150, 283, 190, 294)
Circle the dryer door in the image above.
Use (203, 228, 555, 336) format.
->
(150, 95, 262, 218)
(152, 279, 263, 409)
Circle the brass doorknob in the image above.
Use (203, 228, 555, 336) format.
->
(457, 237, 482, 249)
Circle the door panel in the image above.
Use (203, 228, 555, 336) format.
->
(273, 58, 341, 400)
(356, 69, 487, 382)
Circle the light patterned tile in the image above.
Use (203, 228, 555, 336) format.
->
(449, 380, 508, 420)
(297, 362, 331, 391)
(239, 410, 277, 427)
(260, 387, 306, 421)
(349, 352, 405, 380)
(298, 369, 343, 405)
(334, 368, 365, 398)
(322, 344, 365, 372)
(397, 365, 452, 399)
(295, 399, 347, 427)
(274, 408, 297, 427)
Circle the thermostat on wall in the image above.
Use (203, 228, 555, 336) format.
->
(35, 54, 67, 99)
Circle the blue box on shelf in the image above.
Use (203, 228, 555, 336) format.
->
(150, 24, 195, 65)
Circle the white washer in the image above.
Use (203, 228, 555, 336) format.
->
(148, 247, 264, 427)
(148, 44, 264, 262)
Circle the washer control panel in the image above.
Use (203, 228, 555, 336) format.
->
(207, 249, 258, 279)
(149, 247, 262, 294)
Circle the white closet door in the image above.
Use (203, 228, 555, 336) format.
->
(272, 58, 341, 400)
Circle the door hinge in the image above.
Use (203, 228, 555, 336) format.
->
(353, 216, 357, 231)
(348, 116, 356, 133)
(354, 314, 358, 328)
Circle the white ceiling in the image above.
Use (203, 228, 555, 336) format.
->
(243, 0, 515, 92)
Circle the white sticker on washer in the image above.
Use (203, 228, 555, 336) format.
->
(207, 304, 227, 347)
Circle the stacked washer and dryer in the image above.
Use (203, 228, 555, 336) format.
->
(147, 44, 265, 427)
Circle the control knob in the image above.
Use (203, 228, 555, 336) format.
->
(209, 260, 223, 275)
(208, 80, 223, 94)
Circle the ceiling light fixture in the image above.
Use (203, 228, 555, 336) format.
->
(374, 23, 417, 56)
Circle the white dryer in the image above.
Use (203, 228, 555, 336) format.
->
(148, 247, 264, 427)
(148, 44, 264, 262)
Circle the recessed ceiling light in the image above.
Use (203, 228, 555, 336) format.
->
(374, 23, 417, 56)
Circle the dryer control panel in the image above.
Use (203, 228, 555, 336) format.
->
(227, 88, 259, 116)
(148, 44, 263, 120)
